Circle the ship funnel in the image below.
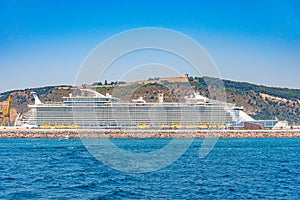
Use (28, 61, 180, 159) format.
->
(31, 92, 42, 105)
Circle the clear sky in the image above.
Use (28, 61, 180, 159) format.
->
(0, 0, 300, 92)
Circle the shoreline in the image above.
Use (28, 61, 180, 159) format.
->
(0, 129, 300, 138)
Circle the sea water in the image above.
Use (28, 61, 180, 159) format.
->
(1, 138, 300, 199)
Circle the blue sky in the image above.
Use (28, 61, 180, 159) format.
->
(0, 0, 300, 92)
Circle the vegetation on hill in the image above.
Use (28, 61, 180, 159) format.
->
(95, 77, 300, 125)
(0, 86, 72, 122)
(195, 77, 300, 124)
(1, 77, 300, 125)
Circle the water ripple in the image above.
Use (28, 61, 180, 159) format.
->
(0, 138, 300, 199)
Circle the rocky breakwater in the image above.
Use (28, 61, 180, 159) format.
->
(1, 129, 300, 138)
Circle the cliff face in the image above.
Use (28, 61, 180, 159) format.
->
(1, 77, 300, 125)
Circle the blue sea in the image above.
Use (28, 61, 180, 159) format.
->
(1, 138, 300, 199)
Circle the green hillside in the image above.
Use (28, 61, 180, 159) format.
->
(95, 77, 300, 125)
(1, 77, 300, 125)
(198, 77, 300, 124)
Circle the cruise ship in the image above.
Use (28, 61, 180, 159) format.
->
(18, 89, 249, 129)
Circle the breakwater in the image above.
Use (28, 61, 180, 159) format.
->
(1, 129, 300, 138)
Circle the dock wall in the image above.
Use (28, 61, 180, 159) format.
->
(1, 129, 300, 138)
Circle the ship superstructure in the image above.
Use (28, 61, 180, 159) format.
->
(19, 89, 243, 129)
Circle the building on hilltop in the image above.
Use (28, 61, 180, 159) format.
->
(158, 73, 190, 83)
(90, 74, 191, 88)
(122, 73, 190, 86)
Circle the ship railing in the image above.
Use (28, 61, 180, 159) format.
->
(28, 101, 231, 107)
(68, 102, 229, 106)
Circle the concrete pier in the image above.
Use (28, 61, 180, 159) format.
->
(0, 128, 300, 138)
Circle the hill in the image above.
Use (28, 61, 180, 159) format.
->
(1, 77, 299, 125)
(0, 86, 72, 123)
